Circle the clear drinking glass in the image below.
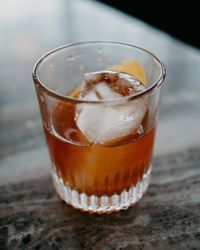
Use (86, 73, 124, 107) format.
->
(32, 42, 165, 213)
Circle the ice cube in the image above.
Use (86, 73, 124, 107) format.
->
(75, 71, 146, 144)
(80, 71, 144, 97)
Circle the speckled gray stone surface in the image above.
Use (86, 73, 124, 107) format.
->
(1, 148, 200, 249)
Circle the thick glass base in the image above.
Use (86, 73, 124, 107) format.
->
(52, 166, 151, 214)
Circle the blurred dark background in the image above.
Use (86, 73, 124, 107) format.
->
(96, 0, 199, 48)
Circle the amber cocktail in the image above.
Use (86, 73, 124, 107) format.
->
(33, 42, 165, 213)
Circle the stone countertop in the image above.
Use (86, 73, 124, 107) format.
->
(1, 149, 200, 249)
(0, 0, 200, 249)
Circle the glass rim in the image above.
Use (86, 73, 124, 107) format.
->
(32, 41, 166, 104)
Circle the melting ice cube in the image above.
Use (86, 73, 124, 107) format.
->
(80, 71, 145, 97)
(75, 71, 147, 144)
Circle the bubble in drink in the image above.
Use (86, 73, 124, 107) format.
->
(75, 71, 147, 144)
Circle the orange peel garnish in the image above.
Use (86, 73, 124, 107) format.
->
(108, 60, 147, 85)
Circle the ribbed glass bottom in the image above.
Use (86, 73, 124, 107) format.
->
(52, 166, 151, 214)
